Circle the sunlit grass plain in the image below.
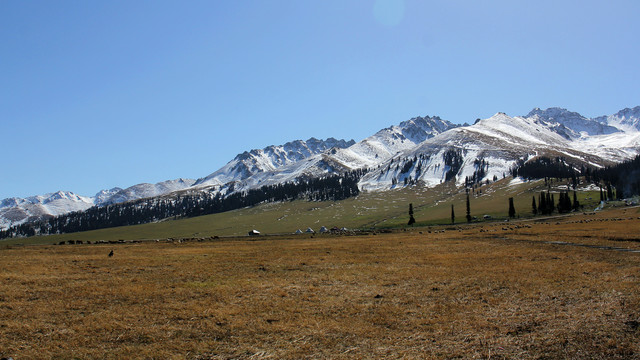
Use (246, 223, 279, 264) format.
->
(1, 203, 639, 358)
(1, 179, 636, 358)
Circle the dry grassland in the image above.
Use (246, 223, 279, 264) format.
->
(1, 208, 639, 359)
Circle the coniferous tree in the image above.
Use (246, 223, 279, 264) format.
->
(508, 197, 516, 218)
(466, 193, 472, 223)
(544, 192, 552, 214)
(557, 192, 565, 213)
(451, 204, 455, 224)
(408, 203, 416, 226)
(557, 192, 573, 213)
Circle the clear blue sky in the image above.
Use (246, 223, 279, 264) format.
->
(1, 0, 639, 199)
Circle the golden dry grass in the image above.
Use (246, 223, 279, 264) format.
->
(1, 208, 639, 359)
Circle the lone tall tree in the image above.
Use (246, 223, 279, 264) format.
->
(466, 192, 472, 223)
(451, 204, 455, 224)
(408, 203, 416, 226)
(508, 197, 516, 218)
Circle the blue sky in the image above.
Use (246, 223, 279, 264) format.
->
(1, 0, 639, 199)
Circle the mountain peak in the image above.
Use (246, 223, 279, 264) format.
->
(594, 106, 640, 132)
(195, 137, 356, 187)
(526, 107, 584, 120)
(526, 107, 619, 137)
(394, 115, 458, 144)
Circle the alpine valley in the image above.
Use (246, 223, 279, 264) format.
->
(2, 106, 640, 232)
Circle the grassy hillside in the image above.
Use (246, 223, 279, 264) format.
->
(1, 177, 612, 246)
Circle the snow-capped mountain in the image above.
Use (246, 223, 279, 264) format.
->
(2, 106, 639, 232)
(594, 106, 640, 133)
(194, 137, 355, 187)
(94, 188, 123, 206)
(330, 115, 458, 168)
(360, 108, 640, 191)
(0, 191, 96, 229)
(103, 178, 196, 205)
(0, 138, 353, 230)
(196, 116, 459, 195)
(526, 107, 620, 139)
(0, 180, 196, 229)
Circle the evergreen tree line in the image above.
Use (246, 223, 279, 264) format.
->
(592, 155, 640, 199)
(465, 158, 489, 187)
(0, 170, 366, 239)
(443, 148, 464, 182)
(513, 155, 640, 200)
(511, 156, 579, 180)
(533, 191, 580, 216)
(387, 154, 432, 187)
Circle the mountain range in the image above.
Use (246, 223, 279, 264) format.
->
(2, 106, 639, 230)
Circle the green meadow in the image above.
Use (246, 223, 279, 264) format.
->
(1, 177, 606, 246)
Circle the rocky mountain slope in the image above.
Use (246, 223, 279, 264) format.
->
(193, 137, 355, 188)
(359, 109, 638, 191)
(194, 116, 459, 196)
(0, 190, 111, 230)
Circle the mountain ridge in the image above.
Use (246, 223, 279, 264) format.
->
(2, 107, 639, 230)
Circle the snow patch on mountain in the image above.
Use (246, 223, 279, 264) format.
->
(526, 107, 621, 139)
(104, 179, 196, 205)
(0, 180, 195, 230)
(194, 137, 355, 187)
(360, 108, 640, 192)
(94, 188, 123, 206)
(0, 191, 96, 229)
(593, 106, 640, 133)
(190, 116, 458, 197)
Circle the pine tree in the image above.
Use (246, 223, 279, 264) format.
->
(451, 204, 455, 224)
(466, 193, 472, 223)
(408, 203, 416, 226)
(557, 192, 572, 213)
(508, 197, 516, 218)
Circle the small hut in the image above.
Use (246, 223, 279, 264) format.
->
(319, 226, 328, 233)
(305, 227, 315, 233)
(295, 229, 303, 235)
